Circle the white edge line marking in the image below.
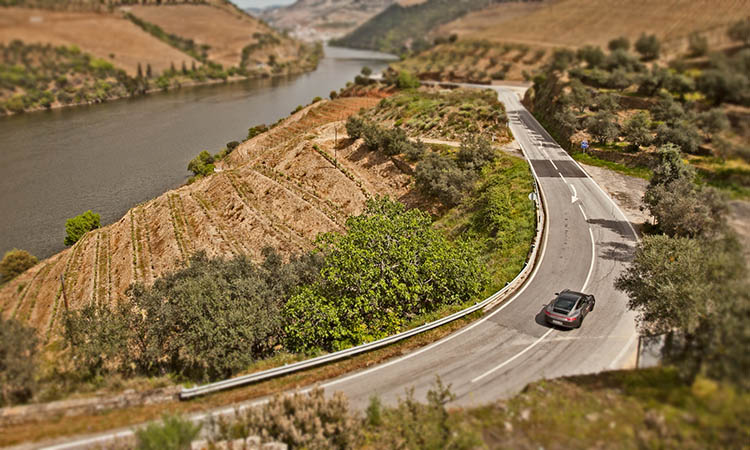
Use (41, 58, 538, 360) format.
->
(578, 203, 588, 221)
(471, 328, 555, 383)
(609, 332, 638, 369)
(582, 227, 596, 292)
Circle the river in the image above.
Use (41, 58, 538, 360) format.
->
(0, 46, 395, 260)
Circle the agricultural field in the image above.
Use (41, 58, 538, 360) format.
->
(0, 7, 195, 76)
(440, 0, 750, 56)
(124, 4, 303, 69)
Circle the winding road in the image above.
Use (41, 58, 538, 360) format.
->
(36, 86, 640, 449)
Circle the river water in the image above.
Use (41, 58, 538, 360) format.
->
(0, 47, 395, 259)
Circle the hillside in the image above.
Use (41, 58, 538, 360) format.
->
(261, 0, 395, 42)
(0, 1, 321, 114)
(0, 96, 395, 338)
(394, 0, 750, 84)
(331, 0, 497, 54)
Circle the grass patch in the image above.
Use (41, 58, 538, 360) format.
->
(572, 150, 652, 181)
(458, 368, 750, 449)
(435, 153, 536, 295)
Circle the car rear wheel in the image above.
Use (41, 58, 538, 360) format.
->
(576, 317, 583, 329)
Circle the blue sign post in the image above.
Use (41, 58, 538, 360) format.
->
(581, 140, 589, 152)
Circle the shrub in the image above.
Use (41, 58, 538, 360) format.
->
(415, 152, 476, 207)
(604, 49, 645, 72)
(728, 17, 750, 46)
(547, 48, 576, 72)
(361, 66, 372, 77)
(608, 36, 630, 52)
(64, 249, 323, 381)
(688, 32, 709, 57)
(456, 135, 496, 171)
(585, 110, 620, 144)
(396, 70, 420, 89)
(654, 121, 701, 154)
(577, 45, 605, 68)
(650, 92, 686, 124)
(366, 377, 481, 449)
(283, 197, 487, 351)
(696, 67, 749, 105)
(0, 249, 37, 282)
(247, 124, 268, 140)
(226, 141, 240, 150)
(635, 33, 661, 60)
(697, 108, 730, 135)
(643, 144, 727, 238)
(187, 150, 215, 177)
(0, 317, 38, 406)
(622, 111, 652, 149)
(64, 210, 100, 246)
(211, 388, 360, 449)
(135, 414, 202, 450)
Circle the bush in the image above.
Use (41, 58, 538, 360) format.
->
(0, 249, 37, 282)
(696, 67, 749, 105)
(135, 414, 202, 450)
(585, 110, 620, 144)
(635, 33, 661, 60)
(396, 70, 420, 89)
(622, 111, 652, 149)
(283, 197, 487, 351)
(728, 17, 750, 47)
(366, 377, 481, 449)
(643, 144, 727, 238)
(608, 36, 630, 52)
(64, 249, 323, 381)
(211, 388, 360, 449)
(697, 108, 730, 135)
(247, 124, 268, 140)
(577, 45, 605, 68)
(457, 135, 496, 171)
(0, 317, 38, 406)
(654, 121, 701, 154)
(415, 152, 477, 207)
(64, 210, 100, 246)
(688, 32, 709, 57)
(226, 141, 240, 150)
(187, 150, 215, 177)
(547, 48, 576, 72)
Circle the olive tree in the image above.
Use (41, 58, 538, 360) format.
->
(64, 210, 100, 246)
(0, 249, 37, 282)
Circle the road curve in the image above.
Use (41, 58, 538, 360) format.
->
(34, 87, 639, 449)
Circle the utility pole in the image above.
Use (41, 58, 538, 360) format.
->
(334, 126, 338, 164)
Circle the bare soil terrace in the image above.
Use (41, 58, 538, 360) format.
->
(0, 7, 197, 76)
(0, 96, 420, 341)
(124, 4, 293, 69)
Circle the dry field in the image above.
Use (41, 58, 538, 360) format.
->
(0, 96, 423, 340)
(124, 4, 287, 69)
(0, 7, 197, 76)
(440, 0, 750, 54)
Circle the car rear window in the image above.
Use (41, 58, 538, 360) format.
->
(554, 294, 579, 311)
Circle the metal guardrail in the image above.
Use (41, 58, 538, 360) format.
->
(180, 180, 545, 400)
(180, 91, 547, 400)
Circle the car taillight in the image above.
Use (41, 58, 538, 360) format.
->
(565, 316, 575, 321)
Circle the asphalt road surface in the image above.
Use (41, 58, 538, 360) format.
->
(35, 86, 640, 449)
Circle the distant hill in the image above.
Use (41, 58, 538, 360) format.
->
(261, 0, 395, 41)
(331, 0, 501, 54)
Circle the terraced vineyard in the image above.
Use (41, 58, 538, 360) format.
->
(0, 96, 416, 340)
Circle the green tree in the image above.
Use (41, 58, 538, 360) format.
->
(0, 249, 37, 282)
(547, 48, 576, 72)
(361, 66, 372, 77)
(728, 17, 750, 47)
(415, 152, 476, 206)
(643, 144, 727, 238)
(64, 210, 100, 246)
(187, 150, 215, 177)
(635, 33, 661, 60)
(585, 110, 619, 143)
(568, 78, 592, 113)
(284, 197, 487, 352)
(577, 45, 605, 68)
(616, 234, 748, 387)
(654, 121, 701, 154)
(0, 317, 38, 406)
(608, 36, 630, 52)
(622, 111, 652, 149)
